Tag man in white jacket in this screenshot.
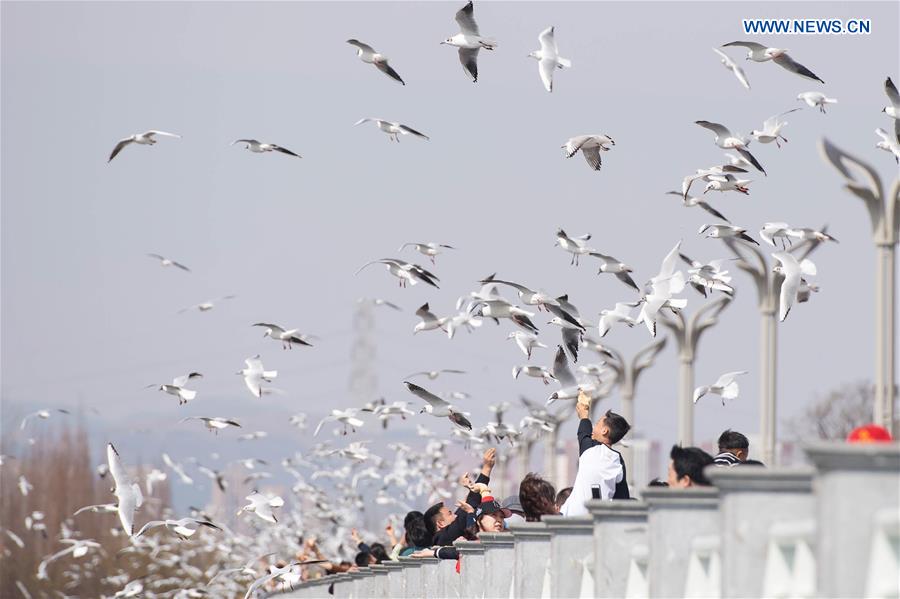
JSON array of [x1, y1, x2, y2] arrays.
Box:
[[561, 391, 631, 516]]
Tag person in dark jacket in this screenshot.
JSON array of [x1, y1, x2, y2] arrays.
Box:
[[423, 448, 496, 546]]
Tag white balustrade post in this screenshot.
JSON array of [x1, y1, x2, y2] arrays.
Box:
[[706, 466, 814, 598], [509, 521, 552, 598], [454, 539, 486, 599], [381, 562, 406, 598], [543, 515, 595, 599], [479, 533, 516, 598], [587, 499, 648, 598], [397, 557, 424, 599], [643, 487, 720, 598], [804, 442, 900, 597]]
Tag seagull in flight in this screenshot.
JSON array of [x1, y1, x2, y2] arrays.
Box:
[[238, 355, 277, 398], [108, 130, 181, 162], [481, 275, 558, 310], [162, 453, 193, 485], [638, 241, 688, 337], [399, 242, 455, 264], [679, 253, 734, 297], [20, 409, 70, 431], [469, 299, 540, 334], [180, 416, 242, 434], [693, 371, 748, 405], [682, 164, 749, 198], [772, 252, 817, 322], [695, 121, 766, 175], [712, 48, 750, 90], [252, 323, 313, 349], [314, 409, 364, 436], [875, 127, 900, 162], [562, 135, 615, 171], [699, 223, 759, 245], [148, 372, 202, 405], [441, 1, 497, 82], [356, 258, 440, 288], [133, 518, 222, 540], [750, 109, 801, 148], [797, 92, 837, 113], [546, 346, 596, 404], [177, 294, 236, 313], [665, 191, 731, 223], [354, 118, 429, 142], [346, 39, 405, 85], [146, 253, 190, 272], [403, 381, 472, 430], [107, 443, 143, 536], [598, 301, 641, 337], [512, 365, 556, 385], [883, 77, 900, 119], [722, 41, 824, 83], [231, 139, 301, 158], [237, 492, 284, 524], [358, 297, 403, 311], [529, 26, 571, 92], [507, 331, 547, 359], [405, 369, 466, 380], [588, 252, 640, 291], [555, 228, 595, 266]]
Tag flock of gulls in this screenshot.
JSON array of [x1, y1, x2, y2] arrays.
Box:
[[6, 2, 900, 598]]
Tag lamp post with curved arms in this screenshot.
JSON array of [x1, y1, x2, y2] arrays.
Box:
[[721, 237, 824, 465], [820, 138, 899, 435], [658, 294, 734, 446]]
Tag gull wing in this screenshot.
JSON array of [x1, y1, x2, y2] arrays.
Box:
[[539, 57, 555, 92], [772, 53, 824, 83], [885, 77, 900, 109], [711, 47, 735, 68], [108, 138, 133, 163], [346, 39, 376, 54], [458, 47, 480, 82], [538, 26, 556, 55], [722, 41, 766, 51], [403, 381, 450, 409], [375, 61, 406, 85], [695, 120, 732, 138], [455, 1, 480, 35], [272, 145, 302, 158], [715, 371, 748, 388], [145, 130, 181, 139], [398, 124, 429, 139], [551, 346, 576, 387]]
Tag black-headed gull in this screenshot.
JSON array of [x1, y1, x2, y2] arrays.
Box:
[[442, 1, 497, 82], [529, 26, 571, 92], [354, 118, 429, 142], [107, 443, 143, 535], [546, 346, 597, 404], [693, 371, 748, 405], [470, 299, 540, 334], [146, 253, 190, 272], [695, 121, 766, 175], [252, 323, 313, 349], [403, 381, 472, 430], [665, 191, 731, 223], [133, 517, 222, 540], [231, 139, 301, 158], [546, 304, 585, 362], [679, 253, 734, 297], [561, 135, 615, 171], [162, 453, 193, 485], [480, 275, 558, 311], [598, 301, 641, 337], [797, 92, 837, 113], [884, 77, 900, 119], [108, 130, 181, 163], [722, 41, 824, 83], [555, 228, 595, 265], [760, 222, 795, 248], [314, 409, 364, 436], [772, 251, 817, 321], [405, 369, 466, 380], [19, 409, 70, 431], [588, 252, 640, 291], [399, 242, 455, 264], [177, 294, 236, 313], [148, 372, 202, 405], [507, 331, 547, 359], [512, 365, 556, 385], [750, 108, 801, 148], [238, 355, 277, 398], [700, 224, 759, 245], [712, 48, 750, 90], [346, 39, 405, 85], [638, 241, 688, 337], [356, 258, 440, 288], [682, 164, 749, 198], [237, 491, 284, 524], [180, 416, 242, 434], [786, 226, 838, 244], [875, 127, 900, 162]]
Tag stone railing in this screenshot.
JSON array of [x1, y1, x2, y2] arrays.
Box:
[[277, 443, 899, 598]]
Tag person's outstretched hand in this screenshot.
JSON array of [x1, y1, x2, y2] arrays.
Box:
[[481, 448, 496, 476], [576, 388, 591, 420]]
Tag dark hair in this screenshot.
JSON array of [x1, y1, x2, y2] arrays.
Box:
[[369, 543, 389, 563], [717, 429, 749, 453], [555, 487, 573, 509], [647, 478, 669, 487], [354, 551, 372, 567], [670, 445, 714, 486], [404, 511, 431, 548], [519, 473, 558, 521], [741, 459, 765, 467], [604, 410, 631, 444]]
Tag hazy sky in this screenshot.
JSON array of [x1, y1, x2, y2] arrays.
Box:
[[2, 1, 898, 504]]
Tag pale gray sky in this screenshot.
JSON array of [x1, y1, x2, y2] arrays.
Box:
[[2, 1, 898, 505]]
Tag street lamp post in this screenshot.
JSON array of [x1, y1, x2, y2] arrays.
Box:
[[820, 138, 899, 435], [658, 294, 734, 446]]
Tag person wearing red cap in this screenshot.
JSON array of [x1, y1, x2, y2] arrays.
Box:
[[424, 448, 496, 547], [473, 488, 512, 533], [847, 424, 894, 443]]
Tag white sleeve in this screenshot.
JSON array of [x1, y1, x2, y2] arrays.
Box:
[[598, 448, 623, 500]]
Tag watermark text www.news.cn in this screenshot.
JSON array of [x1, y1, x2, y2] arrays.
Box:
[[742, 18, 871, 35]]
